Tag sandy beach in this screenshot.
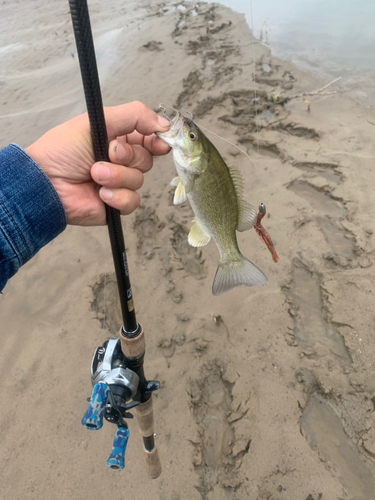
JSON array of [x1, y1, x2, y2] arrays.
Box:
[[1, 1, 375, 499]]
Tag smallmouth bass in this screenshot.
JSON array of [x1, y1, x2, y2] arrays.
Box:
[[157, 111, 268, 296]]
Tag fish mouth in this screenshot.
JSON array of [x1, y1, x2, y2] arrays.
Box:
[[156, 104, 184, 144], [158, 103, 181, 125]]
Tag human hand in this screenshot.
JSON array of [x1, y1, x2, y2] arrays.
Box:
[[25, 101, 170, 226]]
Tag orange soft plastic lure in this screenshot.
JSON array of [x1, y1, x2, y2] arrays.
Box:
[[254, 203, 280, 263]]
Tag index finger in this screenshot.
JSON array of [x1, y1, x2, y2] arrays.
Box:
[[104, 101, 170, 140], [119, 130, 171, 156]]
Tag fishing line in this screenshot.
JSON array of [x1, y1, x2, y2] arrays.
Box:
[[194, 122, 258, 168], [250, 0, 260, 153], [202, 5, 261, 166]]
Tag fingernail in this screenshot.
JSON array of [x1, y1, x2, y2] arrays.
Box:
[[96, 163, 110, 181], [114, 142, 127, 161], [157, 115, 170, 128], [100, 188, 113, 200]]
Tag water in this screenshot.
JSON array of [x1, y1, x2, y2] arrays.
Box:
[[213, 0, 375, 104]]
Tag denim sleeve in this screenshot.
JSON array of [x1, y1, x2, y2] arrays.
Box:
[[0, 144, 67, 291]]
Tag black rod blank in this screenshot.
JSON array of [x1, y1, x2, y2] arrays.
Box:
[[69, 0, 138, 333]]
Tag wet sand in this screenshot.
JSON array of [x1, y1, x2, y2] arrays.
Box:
[[1, 1, 375, 499]]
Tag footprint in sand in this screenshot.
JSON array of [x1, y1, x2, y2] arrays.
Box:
[[133, 205, 165, 260], [169, 220, 208, 280], [187, 359, 251, 498], [90, 273, 121, 335]]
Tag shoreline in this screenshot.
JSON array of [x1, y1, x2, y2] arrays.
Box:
[[211, 0, 375, 110]]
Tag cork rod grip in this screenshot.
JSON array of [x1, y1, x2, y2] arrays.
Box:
[[143, 445, 162, 479], [119, 326, 162, 478], [134, 383, 162, 478], [119, 326, 145, 358]]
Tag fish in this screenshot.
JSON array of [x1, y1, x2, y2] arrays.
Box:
[[156, 111, 268, 296]]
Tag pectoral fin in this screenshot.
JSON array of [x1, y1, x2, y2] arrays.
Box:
[[173, 181, 188, 205], [170, 176, 180, 187], [188, 219, 211, 247], [184, 175, 196, 194], [172, 175, 197, 205]]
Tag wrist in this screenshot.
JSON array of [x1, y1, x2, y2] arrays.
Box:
[[25, 143, 43, 172]]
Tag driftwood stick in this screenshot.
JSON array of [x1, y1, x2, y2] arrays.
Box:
[[289, 77, 342, 100]]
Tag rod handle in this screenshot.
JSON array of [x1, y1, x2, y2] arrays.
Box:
[[82, 382, 109, 430], [135, 397, 162, 478], [107, 427, 130, 470], [143, 445, 162, 479], [119, 325, 162, 477]]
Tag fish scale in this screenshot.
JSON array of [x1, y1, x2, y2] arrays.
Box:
[[187, 139, 238, 259]]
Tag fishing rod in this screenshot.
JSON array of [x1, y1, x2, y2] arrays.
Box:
[[68, 0, 161, 478]]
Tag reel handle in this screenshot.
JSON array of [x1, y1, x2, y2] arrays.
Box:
[[82, 382, 109, 430], [107, 427, 130, 470]]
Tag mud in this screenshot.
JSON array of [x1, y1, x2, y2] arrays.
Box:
[[284, 258, 352, 362], [188, 360, 248, 498], [301, 394, 375, 500], [287, 182, 345, 217], [90, 272, 122, 335]]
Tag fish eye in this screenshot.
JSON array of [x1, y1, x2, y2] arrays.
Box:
[[189, 131, 198, 141]]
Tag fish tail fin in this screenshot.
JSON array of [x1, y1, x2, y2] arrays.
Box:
[[212, 254, 267, 296]]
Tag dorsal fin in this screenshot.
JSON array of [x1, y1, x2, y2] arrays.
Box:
[[228, 166, 244, 197], [229, 167, 257, 232]]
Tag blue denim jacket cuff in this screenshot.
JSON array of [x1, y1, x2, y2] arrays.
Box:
[[0, 144, 67, 288]]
